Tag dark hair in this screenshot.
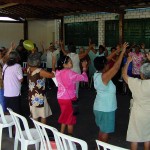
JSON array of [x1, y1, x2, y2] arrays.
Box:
[[99, 45, 105, 52], [111, 47, 116, 52], [57, 56, 70, 70], [7, 51, 20, 66], [94, 56, 107, 71], [68, 42, 76, 53]]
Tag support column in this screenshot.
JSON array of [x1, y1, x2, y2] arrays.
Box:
[[24, 20, 28, 40], [119, 13, 124, 44], [60, 17, 64, 40]]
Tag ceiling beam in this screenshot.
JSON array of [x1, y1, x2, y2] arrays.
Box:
[[0, 12, 62, 19], [1, 0, 124, 13], [0, 3, 18, 9]]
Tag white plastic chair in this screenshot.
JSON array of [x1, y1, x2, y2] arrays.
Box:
[[7, 108, 40, 150], [96, 140, 129, 150], [54, 130, 88, 150], [31, 118, 58, 150], [0, 104, 14, 138], [41, 61, 47, 68], [0, 124, 3, 150], [23, 62, 27, 68]]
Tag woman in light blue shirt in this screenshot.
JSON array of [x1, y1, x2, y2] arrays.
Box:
[[93, 42, 128, 142]]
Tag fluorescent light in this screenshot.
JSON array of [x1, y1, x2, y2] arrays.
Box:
[[0, 17, 17, 21]]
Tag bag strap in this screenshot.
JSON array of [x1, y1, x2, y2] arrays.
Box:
[[2, 66, 8, 80]]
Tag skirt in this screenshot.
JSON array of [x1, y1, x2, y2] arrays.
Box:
[[30, 96, 52, 119], [94, 110, 115, 133], [58, 99, 76, 125]]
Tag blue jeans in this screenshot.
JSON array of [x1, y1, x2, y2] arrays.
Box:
[[0, 89, 6, 112]]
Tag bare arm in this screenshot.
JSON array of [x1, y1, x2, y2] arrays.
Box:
[[122, 56, 132, 84], [102, 42, 128, 85], [19, 78, 23, 83], [60, 40, 69, 55], [40, 69, 55, 78], [106, 49, 120, 62], [52, 55, 56, 72], [90, 47, 97, 54], [40, 41, 45, 53], [78, 44, 94, 59], [2, 42, 16, 64]]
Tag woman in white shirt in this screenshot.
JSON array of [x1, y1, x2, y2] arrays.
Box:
[[3, 51, 23, 114]]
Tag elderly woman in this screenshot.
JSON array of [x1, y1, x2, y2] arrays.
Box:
[[3, 51, 23, 114], [27, 53, 55, 124], [93, 42, 128, 142], [122, 55, 150, 150]]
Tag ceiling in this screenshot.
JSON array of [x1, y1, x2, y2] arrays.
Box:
[[0, 0, 150, 21]]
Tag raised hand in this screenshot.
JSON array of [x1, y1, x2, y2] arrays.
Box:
[[59, 40, 64, 46], [40, 40, 44, 46], [10, 42, 16, 51], [141, 43, 145, 49], [122, 42, 129, 53], [127, 56, 132, 63]]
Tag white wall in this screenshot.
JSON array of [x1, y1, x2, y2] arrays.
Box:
[[0, 20, 59, 50], [28, 20, 59, 51], [0, 22, 24, 48]]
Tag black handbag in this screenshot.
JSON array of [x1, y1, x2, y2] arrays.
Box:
[[71, 99, 79, 116]]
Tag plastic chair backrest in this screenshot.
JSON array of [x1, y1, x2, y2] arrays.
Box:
[[23, 62, 27, 68], [54, 130, 88, 150], [7, 108, 34, 141], [0, 104, 7, 124], [96, 140, 129, 150], [31, 118, 58, 150]]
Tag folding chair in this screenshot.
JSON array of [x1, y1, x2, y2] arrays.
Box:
[[0, 104, 14, 138], [7, 108, 40, 150], [31, 118, 58, 150], [54, 130, 88, 150], [96, 140, 129, 150]]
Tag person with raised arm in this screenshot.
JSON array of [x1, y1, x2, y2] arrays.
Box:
[[56, 55, 88, 135], [60, 40, 93, 97], [93, 42, 128, 143], [122, 53, 150, 150]]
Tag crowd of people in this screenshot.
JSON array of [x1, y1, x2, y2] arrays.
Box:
[[0, 39, 150, 150]]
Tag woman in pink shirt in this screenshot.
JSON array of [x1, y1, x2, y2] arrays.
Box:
[[129, 45, 145, 78], [56, 55, 88, 135]]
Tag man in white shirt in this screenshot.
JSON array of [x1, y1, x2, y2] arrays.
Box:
[[45, 43, 60, 89]]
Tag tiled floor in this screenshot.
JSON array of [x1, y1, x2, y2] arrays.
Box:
[[1, 86, 144, 150]]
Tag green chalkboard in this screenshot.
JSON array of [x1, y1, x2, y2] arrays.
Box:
[[105, 19, 150, 48], [65, 21, 98, 46]]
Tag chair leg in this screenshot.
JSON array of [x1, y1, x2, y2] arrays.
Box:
[[14, 138, 19, 150], [21, 142, 28, 150], [8, 126, 13, 138], [35, 143, 39, 150]]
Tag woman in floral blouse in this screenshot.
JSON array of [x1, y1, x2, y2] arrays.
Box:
[[27, 53, 55, 124]]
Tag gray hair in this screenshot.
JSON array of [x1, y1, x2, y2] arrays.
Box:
[[140, 63, 150, 79], [27, 53, 41, 67]]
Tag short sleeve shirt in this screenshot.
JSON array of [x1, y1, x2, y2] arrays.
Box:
[[3, 64, 23, 97], [129, 52, 145, 75]]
